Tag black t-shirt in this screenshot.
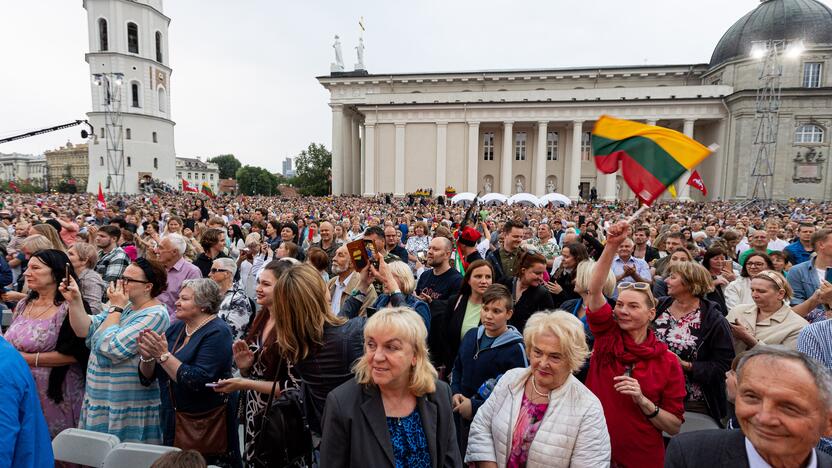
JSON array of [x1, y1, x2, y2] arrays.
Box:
[[416, 267, 463, 301]]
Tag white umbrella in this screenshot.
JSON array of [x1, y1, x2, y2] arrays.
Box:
[[508, 193, 541, 206], [480, 193, 509, 205], [539, 192, 572, 206], [450, 192, 476, 205]]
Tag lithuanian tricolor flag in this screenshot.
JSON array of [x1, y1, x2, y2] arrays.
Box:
[[592, 115, 714, 205], [200, 181, 215, 198]]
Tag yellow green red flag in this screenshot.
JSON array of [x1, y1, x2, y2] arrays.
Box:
[[592, 115, 713, 205]]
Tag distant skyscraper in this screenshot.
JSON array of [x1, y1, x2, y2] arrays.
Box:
[[282, 157, 294, 177]]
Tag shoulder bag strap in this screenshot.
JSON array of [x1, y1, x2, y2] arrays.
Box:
[[257, 358, 284, 437]]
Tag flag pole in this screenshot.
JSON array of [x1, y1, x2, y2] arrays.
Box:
[[627, 204, 649, 224]]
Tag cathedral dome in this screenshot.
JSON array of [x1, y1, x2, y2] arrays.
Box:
[[710, 0, 832, 67]]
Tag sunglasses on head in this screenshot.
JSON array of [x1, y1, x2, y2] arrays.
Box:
[[617, 281, 651, 292]]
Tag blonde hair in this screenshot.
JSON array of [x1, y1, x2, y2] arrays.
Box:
[[31, 224, 65, 252], [271, 264, 346, 363], [667, 261, 714, 297], [753, 270, 794, 300], [22, 235, 53, 254], [523, 310, 589, 374], [575, 260, 615, 297], [353, 307, 437, 396], [387, 261, 416, 295]]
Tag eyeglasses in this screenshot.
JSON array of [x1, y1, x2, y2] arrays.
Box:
[[617, 282, 651, 292], [745, 261, 767, 267], [209, 268, 229, 274], [120, 276, 150, 285]]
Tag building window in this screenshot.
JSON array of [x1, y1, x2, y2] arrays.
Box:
[[126, 157, 132, 167], [125, 128, 131, 140], [99, 157, 104, 166], [153, 157, 158, 169], [210, 174, 214, 180], [581, 131, 592, 161], [100, 128, 105, 138], [547, 132, 559, 161], [152, 131, 157, 143], [155, 31, 163, 63], [98, 18, 108, 51], [177, 172, 181, 178], [483, 132, 494, 161], [127, 22, 139, 54], [187, 172, 191, 179], [158, 88, 166, 112], [514, 132, 527, 161], [202, 173, 205, 180], [795, 124, 824, 143], [131, 82, 140, 107], [803, 62, 823, 88]]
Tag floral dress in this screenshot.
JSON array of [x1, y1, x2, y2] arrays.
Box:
[[5, 300, 86, 438], [653, 309, 705, 404], [217, 287, 253, 342], [507, 394, 548, 468]]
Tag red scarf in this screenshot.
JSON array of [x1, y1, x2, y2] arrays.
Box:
[[597, 326, 668, 366]]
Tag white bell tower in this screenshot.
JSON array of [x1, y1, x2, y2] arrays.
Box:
[[84, 0, 176, 194]]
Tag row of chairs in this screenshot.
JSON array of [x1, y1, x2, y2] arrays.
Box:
[[52, 428, 220, 468]]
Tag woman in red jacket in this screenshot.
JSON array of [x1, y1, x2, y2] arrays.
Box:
[[585, 220, 686, 468]]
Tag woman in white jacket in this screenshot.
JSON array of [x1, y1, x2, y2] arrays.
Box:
[[465, 311, 610, 468]]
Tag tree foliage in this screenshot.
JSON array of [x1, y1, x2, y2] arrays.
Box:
[[293, 143, 331, 196], [235, 165, 280, 196], [208, 154, 242, 180]]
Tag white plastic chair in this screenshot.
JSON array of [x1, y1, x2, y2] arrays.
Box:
[[52, 428, 120, 467], [101, 442, 180, 468], [2, 308, 12, 327]]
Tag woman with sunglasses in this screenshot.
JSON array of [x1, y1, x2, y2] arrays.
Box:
[[726, 270, 808, 353], [210, 257, 253, 343], [584, 221, 685, 468], [61, 258, 170, 443]]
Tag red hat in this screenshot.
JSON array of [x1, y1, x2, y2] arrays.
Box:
[[458, 226, 481, 247]]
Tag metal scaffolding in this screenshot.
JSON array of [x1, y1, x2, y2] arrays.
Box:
[[93, 73, 126, 194], [749, 39, 785, 201]]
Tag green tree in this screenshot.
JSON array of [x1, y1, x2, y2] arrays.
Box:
[[293, 143, 331, 196], [235, 165, 280, 195], [208, 154, 242, 180]]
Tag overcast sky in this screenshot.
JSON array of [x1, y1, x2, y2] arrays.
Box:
[[1, 0, 819, 172]]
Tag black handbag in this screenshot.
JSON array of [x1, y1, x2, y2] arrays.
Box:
[[250, 360, 314, 468]]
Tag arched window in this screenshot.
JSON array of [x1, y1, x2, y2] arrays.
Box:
[[126, 157, 132, 167], [98, 19, 108, 51], [158, 87, 166, 112], [130, 82, 140, 108], [155, 31, 163, 63], [127, 22, 139, 54], [795, 124, 824, 143]]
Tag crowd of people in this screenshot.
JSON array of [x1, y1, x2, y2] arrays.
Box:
[[2, 191, 832, 467]]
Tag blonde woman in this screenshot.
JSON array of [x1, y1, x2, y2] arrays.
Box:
[[31, 223, 66, 252], [320, 307, 461, 468], [466, 311, 610, 467]]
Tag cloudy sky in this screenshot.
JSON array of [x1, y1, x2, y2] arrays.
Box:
[[0, 0, 813, 172]]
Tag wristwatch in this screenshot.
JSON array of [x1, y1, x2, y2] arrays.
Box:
[[110, 306, 124, 314], [157, 352, 172, 363]]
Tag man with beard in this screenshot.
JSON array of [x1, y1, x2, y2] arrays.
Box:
[[416, 236, 463, 304], [327, 245, 376, 316]]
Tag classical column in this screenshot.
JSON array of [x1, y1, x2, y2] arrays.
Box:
[[467, 121, 480, 192], [500, 121, 514, 194], [363, 123, 375, 197], [534, 121, 548, 196], [351, 117, 361, 195], [359, 123, 366, 195], [679, 119, 696, 200], [330, 104, 344, 195], [394, 122, 406, 196], [710, 119, 727, 201], [342, 112, 353, 195], [568, 121, 583, 200], [435, 122, 448, 194]]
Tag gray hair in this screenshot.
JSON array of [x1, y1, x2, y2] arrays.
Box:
[[213, 257, 237, 277], [165, 233, 187, 256], [180, 278, 222, 315], [737, 345, 832, 409]]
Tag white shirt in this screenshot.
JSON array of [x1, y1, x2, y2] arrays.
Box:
[[768, 238, 789, 251], [331, 272, 354, 316], [745, 436, 817, 468]]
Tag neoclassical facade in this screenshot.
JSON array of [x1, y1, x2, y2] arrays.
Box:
[[319, 0, 832, 201]]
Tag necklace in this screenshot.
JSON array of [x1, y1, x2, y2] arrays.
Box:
[[185, 315, 215, 337], [530, 376, 550, 399], [26, 300, 56, 321]]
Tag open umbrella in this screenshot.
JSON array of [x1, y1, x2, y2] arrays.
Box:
[[450, 192, 476, 205], [539, 192, 572, 206], [480, 193, 509, 205], [508, 193, 541, 206]]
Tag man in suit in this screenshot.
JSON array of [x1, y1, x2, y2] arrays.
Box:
[[666, 346, 832, 467], [327, 245, 377, 316]]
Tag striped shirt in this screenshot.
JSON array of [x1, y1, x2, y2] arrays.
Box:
[[80, 303, 170, 444], [798, 320, 832, 453]]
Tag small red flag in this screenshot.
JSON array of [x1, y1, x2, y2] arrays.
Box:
[[686, 170, 707, 196], [97, 183, 107, 209], [8, 181, 20, 193], [182, 179, 198, 193]]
